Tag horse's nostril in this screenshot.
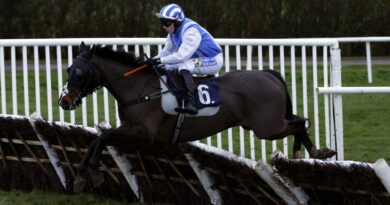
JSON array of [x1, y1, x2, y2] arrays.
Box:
[[60, 100, 70, 110]]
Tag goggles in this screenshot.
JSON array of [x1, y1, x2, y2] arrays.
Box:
[[160, 19, 174, 27]]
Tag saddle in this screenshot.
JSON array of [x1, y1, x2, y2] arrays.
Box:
[[159, 70, 221, 117]]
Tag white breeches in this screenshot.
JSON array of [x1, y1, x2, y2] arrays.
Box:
[[164, 52, 223, 75]]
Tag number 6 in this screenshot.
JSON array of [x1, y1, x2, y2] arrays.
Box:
[[197, 84, 211, 104]]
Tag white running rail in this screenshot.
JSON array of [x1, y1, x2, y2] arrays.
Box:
[[337, 36, 390, 83], [0, 37, 343, 161]]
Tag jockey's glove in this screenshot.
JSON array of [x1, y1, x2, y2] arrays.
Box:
[[145, 58, 161, 66]]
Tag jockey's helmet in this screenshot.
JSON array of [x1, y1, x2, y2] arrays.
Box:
[[155, 3, 185, 22]]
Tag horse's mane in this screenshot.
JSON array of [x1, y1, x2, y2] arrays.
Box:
[[93, 45, 138, 66]]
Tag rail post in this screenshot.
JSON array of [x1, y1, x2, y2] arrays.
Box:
[[330, 46, 344, 160]]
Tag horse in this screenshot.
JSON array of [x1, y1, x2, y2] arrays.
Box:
[[59, 42, 336, 192]]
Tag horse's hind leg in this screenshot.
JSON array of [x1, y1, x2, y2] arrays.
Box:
[[292, 134, 302, 159], [290, 116, 336, 159], [289, 118, 314, 159], [271, 117, 307, 159]]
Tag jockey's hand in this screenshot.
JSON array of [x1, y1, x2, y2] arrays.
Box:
[[145, 58, 161, 66], [135, 54, 147, 65]]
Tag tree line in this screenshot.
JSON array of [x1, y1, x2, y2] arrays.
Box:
[[1, 0, 390, 55]]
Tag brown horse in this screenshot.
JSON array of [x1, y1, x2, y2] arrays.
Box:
[[59, 42, 336, 192]]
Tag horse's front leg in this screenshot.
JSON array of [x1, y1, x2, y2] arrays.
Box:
[[87, 130, 112, 188], [73, 124, 152, 193], [73, 134, 109, 193]]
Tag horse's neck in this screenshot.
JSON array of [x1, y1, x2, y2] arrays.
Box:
[[93, 57, 128, 82], [93, 58, 158, 105]]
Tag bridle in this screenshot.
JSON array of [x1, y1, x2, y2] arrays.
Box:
[[59, 55, 103, 107], [60, 52, 173, 110], [74, 56, 103, 97]]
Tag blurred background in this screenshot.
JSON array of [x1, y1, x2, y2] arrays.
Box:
[[1, 0, 390, 55]]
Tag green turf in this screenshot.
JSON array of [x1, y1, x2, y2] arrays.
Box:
[[202, 65, 390, 163], [340, 66, 390, 162], [1, 65, 389, 163], [0, 190, 134, 205], [1, 64, 390, 204]]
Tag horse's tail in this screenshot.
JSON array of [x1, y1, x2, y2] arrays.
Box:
[[263, 70, 294, 120]]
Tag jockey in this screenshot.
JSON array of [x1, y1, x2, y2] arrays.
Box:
[[145, 3, 223, 115]]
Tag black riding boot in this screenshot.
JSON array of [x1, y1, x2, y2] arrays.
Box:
[[175, 69, 198, 115]]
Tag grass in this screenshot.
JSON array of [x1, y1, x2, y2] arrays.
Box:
[[203, 65, 390, 163], [340, 67, 390, 162], [1, 64, 390, 162], [0, 190, 134, 205], [0, 64, 390, 204]]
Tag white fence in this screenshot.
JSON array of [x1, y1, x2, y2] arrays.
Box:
[[1, 37, 388, 161], [337, 36, 390, 83]]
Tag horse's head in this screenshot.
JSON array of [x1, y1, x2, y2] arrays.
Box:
[[59, 42, 102, 110]]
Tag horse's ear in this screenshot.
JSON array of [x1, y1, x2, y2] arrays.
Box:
[[91, 45, 97, 53], [80, 41, 86, 52]]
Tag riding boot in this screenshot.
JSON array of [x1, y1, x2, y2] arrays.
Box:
[[175, 69, 198, 115]]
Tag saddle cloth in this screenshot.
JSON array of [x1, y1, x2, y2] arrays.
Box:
[[160, 75, 221, 117]]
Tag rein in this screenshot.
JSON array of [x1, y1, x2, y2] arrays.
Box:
[[75, 57, 173, 109], [101, 64, 174, 109], [123, 64, 148, 77]]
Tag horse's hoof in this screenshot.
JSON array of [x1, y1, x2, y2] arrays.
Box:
[[292, 151, 301, 159], [73, 176, 87, 193], [91, 170, 105, 188], [309, 146, 319, 158], [317, 148, 337, 159]]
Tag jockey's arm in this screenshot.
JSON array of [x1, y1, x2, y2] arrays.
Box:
[[155, 36, 175, 58], [160, 27, 201, 65]]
